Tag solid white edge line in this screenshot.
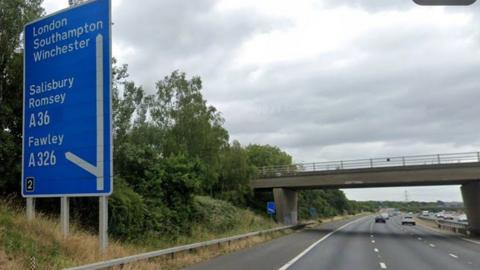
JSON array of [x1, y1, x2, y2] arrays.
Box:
[[379, 262, 387, 269], [461, 238, 480, 245], [277, 217, 366, 270]]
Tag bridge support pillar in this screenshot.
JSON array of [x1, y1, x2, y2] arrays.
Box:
[[461, 182, 480, 235], [273, 188, 298, 225]]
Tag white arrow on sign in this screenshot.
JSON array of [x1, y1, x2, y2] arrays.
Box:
[[65, 34, 104, 191]]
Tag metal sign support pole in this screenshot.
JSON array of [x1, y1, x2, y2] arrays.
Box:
[[60, 197, 70, 236], [99, 196, 108, 251], [26, 198, 35, 220]]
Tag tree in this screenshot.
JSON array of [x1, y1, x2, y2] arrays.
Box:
[[246, 144, 292, 168], [217, 140, 253, 206], [0, 0, 43, 195], [150, 71, 229, 193]]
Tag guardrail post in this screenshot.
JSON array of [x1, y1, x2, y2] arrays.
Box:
[[340, 161, 343, 169], [437, 154, 441, 164], [402, 157, 405, 166], [477, 152, 480, 162], [369, 159, 373, 168], [313, 163, 316, 171]]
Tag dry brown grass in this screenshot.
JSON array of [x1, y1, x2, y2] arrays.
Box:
[[0, 201, 285, 269], [0, 249, 22, 270], [18, 215, 145, 267], [0, 201, 144, 269]]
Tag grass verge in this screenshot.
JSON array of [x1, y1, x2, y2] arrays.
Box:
[[0, 197, 279, 270]]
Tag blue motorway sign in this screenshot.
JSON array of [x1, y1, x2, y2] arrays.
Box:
[[22, 0, 112, 197], [267, 201, 276, 215]]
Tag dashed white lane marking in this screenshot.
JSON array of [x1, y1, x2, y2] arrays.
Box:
[[429, 243, 436, 248], [371, 234, 374, 238], [371, 240, 376, 244], [379, 262, 387, 269], [277, 217, 366, 270], [417, 237, 422, 241], [449, 253, 458, 259], [374, 248, 379, 253]]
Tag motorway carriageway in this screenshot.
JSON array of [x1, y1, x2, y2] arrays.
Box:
[[186, 215, 480, 270]]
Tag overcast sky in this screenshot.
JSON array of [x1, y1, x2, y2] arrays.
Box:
[[42, 0, 480, 202]]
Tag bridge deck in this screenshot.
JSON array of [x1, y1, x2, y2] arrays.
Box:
[[252, 152, 480, 190]]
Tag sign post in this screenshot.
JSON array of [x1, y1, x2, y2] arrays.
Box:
[[99, 196, 108, 251], [26, 198, 35, 220], [60, 197, 69, 236], [23, 0, 112, 250]]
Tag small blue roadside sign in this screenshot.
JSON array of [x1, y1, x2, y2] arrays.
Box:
[[22, 0, 112, 197], [267, 201, 276, 215]]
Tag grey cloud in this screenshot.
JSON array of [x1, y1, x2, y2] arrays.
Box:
[[213, 14, 480, 155], [113, 0, 284, 88], [318, 0, 416, 12]]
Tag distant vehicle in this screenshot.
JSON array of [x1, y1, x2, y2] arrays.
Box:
[[381, 213, 389, 220], [457, 214, 468, 223], [443, 215, 454, 221], [421, 210, 429, 216], [375, 215, 387, 223], [401, 216, 416, 225]]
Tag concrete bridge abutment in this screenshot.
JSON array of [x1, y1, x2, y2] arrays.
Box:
[[273, 188, 298, 225], [461, 182, 480, 236]]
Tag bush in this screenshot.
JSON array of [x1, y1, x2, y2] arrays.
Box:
[[193, 196, 241, 233], [109, 178, 148, 239]]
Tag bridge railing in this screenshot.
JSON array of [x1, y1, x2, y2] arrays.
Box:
[[258, 152, 480, 178]]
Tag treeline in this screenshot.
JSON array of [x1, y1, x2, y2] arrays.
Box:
[[298, 190, 375, 219], [352, 200, 463, 213], [1, 0, 367, 241]]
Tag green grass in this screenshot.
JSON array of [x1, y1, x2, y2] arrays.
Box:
[[0, 197, 279, 269]]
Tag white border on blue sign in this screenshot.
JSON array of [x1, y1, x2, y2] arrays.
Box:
[[21, 0, 113, 198]]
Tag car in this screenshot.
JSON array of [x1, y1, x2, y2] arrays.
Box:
[[443, 215, 454, 221], [375, 215, 386, 223], [457, 214, 468, 223], [401, 216, 416, 225], [435, 212, 445, 219]]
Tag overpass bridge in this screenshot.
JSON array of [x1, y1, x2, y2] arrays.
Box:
[[251, 152, 480, 234]]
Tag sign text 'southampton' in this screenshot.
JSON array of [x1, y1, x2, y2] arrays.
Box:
[[22, 0, 112, 197]]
